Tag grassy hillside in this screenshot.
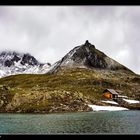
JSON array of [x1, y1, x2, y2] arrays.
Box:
[[0, 67, 139, 113]]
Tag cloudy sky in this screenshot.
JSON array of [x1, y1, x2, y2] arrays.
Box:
[[0, 6, 140, 74]]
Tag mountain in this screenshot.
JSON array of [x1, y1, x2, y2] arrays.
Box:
[[48, 40, 133, 74], [0, 41, 139, 113], [0, 51, 51, 78], [0, 41, 133, 78]]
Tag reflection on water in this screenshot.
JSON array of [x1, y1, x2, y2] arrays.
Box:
[[0, 111, 140, 134]]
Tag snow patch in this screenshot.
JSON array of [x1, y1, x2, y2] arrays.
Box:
[[88, 104, 129, 111], [123, 99, 140, 104], [85, 47, 90, 53], [60, 47, 80, 67], [102, 100, 119, 105], [67, 46, 80, 58], [0, 70, 6, 78], [118, 95, 128, 98], [0, 63, 51, 78]]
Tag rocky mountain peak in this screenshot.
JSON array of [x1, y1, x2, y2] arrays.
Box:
[[84, 40, 95, 48], [0, 51, 51, 78], [48, 41, 133, 74], [0, 51, 40, 67]]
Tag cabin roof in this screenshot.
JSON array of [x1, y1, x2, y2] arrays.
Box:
[[103, 89, 119, 95]]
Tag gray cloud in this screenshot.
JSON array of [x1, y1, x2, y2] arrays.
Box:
[[0, 6, 139, 74]]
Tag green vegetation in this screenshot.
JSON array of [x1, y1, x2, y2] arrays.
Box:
[[0, 67, 139, 113]]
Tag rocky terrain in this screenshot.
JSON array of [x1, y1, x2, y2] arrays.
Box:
[[0, 41, 139, 113]]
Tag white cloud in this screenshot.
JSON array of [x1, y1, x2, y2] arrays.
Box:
[[0, 6, 139, 74]]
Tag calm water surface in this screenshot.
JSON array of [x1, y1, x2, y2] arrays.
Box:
[[0, 111, 140, 134]]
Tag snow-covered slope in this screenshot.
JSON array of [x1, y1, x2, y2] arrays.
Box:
[[0, 51, 51, 78]]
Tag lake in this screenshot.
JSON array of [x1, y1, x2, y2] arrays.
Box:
[[0, 111, 140, 134]]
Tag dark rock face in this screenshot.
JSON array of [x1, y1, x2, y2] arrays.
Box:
[[20, 54, 39, 66], [0, 51, 39, 67], [12, 55, 21, 62], [4, 60, 13, 67], [3, 54, 21, 67], [68, 41, 107, 68]]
